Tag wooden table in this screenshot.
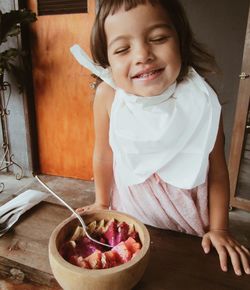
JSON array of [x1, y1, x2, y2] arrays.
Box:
[[0, 200, 249, 290]]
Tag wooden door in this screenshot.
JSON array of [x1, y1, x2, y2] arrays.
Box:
[[228, 4, 250, 211], [27, 0, 96, 180]]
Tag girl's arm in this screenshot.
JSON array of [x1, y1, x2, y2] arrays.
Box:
[[77, 82, 115, 212], [207, 117, 230, 232], [201, 117, 250, 275], [92, 82, 114, 207]]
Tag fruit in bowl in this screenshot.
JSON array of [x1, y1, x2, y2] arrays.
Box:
[[60, 218, 142, 269], [49, 210, 150, 290]]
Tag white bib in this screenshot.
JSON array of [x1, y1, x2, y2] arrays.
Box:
[[71, 45, 221, 189]]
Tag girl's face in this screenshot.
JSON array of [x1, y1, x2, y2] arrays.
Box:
[[105, 2, 181, 97]]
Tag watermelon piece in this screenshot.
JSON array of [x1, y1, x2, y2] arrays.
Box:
[[68, 255, 90, 269], [103, 250, 121, 268], [85, 250, 103, 269], [112, 241, 132, 263], [80, 260, 91, 269], [125, 237, 141, 255]]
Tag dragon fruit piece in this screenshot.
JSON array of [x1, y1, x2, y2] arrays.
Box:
[[68, 255, 78, 266], [76, 236, 105, 258], [103, 219, 118, 247], [59, 241, 77, 261], [129, 230, 140, 242], [115, 222, 130, 245]]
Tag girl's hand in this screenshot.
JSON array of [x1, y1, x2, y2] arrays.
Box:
[[75, 202, 109, 215], [202, 230, 250, 276]]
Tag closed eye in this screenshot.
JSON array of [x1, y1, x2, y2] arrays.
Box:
[[114, 47, 130, 55], [150, 36, 170, 43]]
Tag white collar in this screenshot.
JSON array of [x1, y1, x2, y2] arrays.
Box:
[[117, 82, 176, 107]]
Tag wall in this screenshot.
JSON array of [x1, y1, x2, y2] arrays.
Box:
[[180, 0, 250, 157], [0, 0, 33, 177]]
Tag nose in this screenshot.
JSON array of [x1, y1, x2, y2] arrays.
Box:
[[133, 43, 154, 65]]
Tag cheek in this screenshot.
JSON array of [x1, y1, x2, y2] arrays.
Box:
[[166, 49, 182, 75], [167, 43, 181, 62], [109, 58, 128, 79], [174, 47, 182, 65], [164, 37, 181, 62]]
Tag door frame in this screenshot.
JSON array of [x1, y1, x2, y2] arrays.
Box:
[[228, 4, 250, 211]]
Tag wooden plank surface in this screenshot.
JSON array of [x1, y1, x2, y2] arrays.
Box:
[[135, 228, 250, 290], [0, 279, 60, 290], [12, 174, 95, 209], [0, 201, 249, 289], [0, 202, 69, 286]]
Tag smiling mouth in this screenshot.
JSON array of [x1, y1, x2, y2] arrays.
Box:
[[132, 68, 164, 80]]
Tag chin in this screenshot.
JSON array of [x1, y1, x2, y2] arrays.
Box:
[[123, 84, 167, 97], [137, 87, 166, 97]]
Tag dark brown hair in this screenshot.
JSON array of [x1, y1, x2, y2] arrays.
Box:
[[90, 0, 218, 81]]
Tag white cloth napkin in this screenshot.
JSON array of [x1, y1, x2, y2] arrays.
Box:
[[70, 43, 221, 189], [0, 189, 49, 223]]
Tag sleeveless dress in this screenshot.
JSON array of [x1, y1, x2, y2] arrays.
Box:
[[70, 44, 221, 237], [109, 85, 210, 237]]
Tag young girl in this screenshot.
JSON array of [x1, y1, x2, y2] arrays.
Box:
[[71, 0, 250, 276]]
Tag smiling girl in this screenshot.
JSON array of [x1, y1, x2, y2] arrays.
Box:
[[71, 0, 250, 276]]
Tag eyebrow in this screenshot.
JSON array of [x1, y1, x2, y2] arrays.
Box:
[[107, 23, 174, 48]]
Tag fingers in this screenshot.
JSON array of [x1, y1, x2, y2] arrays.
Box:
[[217, 243, 250, 275], [216, 245, 228, 272], [75, 203, 106, 215], [202, 231, 250, 275], [235, 245, 250, 275], [75, 207, 86, 214], [201, 234, 211, 254], [241, 245, 250, 256], [75, 208, 83, 213], [226, 245, 242, 275]]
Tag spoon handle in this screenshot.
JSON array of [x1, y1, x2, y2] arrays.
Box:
[[34, 175, 112, 248]]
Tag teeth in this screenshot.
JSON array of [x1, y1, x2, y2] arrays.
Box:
[[137, 70, 157, 78]]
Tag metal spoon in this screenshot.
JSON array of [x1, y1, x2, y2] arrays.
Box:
[[0, 207, 25, 237], [34, 175, 112, 248], [0, 205, 25, 223]]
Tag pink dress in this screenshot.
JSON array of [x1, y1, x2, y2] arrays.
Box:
[[111, 170, 208, 237]]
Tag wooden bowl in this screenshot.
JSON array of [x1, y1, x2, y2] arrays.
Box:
[[49, 210, 150, 290]]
